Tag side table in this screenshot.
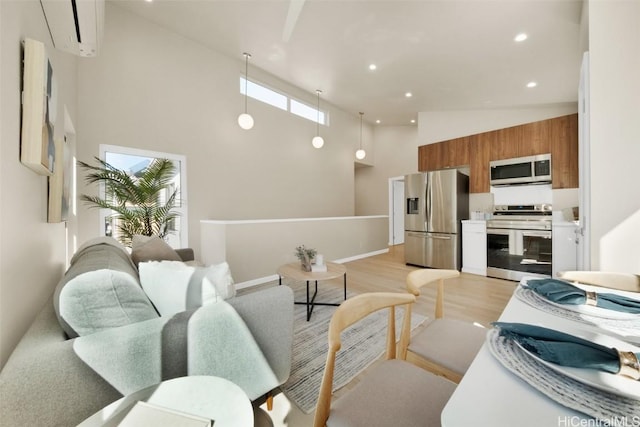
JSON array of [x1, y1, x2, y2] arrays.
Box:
[[78, 376, 254, 427], [277, 261, 347, 321]]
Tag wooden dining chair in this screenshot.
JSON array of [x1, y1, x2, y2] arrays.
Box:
[[313, 292, 456, 427], [558, 271, 640, 293], [398, 269, 487, 383]]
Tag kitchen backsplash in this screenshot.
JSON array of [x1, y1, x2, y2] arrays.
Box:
[[468, 186, 578, 218], [491, 184, 552, 206]]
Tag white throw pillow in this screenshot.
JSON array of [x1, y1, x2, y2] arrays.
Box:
[[138, 261, 235, 317]]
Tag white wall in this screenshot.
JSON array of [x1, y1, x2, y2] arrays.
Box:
[[201, 216, 388, 285], [588, 0, 640, 273], [0, 0, 78, 368], [418, 104, 578, 145], [355, 125, 419, 215], [76, 3, 373, 254]]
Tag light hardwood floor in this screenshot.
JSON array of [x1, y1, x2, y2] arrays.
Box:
[[255, 245, 518, 427]]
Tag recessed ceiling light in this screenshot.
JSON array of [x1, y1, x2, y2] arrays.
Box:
[[514, 33, 528, 42], [375, 119, 381, 124], [405, 92, 412, 98], [410, 119, 416, 124], [368, 64, 377, 71], [526, 81, 537, 88]]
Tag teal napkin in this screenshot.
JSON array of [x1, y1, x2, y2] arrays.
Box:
[[493, 322, 639, 377], [525, 278, 640, 314]]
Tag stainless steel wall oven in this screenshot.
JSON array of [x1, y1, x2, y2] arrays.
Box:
[[486, 204, 552, 281]]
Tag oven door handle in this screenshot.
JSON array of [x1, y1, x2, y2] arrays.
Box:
[[486, 228, 511, 236], [522, 230, 552, 238]]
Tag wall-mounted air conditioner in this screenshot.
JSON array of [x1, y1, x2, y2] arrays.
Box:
[[40, 0, 105, 57]]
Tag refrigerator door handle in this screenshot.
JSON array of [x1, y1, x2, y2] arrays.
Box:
[[426, 176, 431, 230], [407, 232, 427, 238], [426, 234, 452, 240]]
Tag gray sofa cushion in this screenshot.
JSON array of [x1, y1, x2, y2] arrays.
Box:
[[54, 239, 158, 338]]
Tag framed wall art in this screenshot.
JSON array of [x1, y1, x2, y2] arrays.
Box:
[[20, 38, 57, 176]]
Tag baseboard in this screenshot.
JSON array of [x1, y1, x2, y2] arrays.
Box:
[[461, 267, 487, 276], [235, 248, 390, 290], [334, 248, 389, 264]]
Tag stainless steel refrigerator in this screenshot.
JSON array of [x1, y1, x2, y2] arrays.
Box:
[[404, 170, 469, 270]]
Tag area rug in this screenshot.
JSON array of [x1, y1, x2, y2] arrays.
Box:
[[280, 281, 427, 414]]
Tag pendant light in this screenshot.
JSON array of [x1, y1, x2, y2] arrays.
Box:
[[238, 52, 254, 130], [312, 90, 324, 148], [355, 112, 366, 160]]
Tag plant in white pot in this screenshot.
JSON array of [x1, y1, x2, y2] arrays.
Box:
[[295, 245, 317, 272]]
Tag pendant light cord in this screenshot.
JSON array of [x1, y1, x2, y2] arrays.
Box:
[[243, 53, 251, 113], [359, 112, 364, 149], [316, 90, 321, 135]]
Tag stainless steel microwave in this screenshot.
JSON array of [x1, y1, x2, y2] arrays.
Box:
[[489, 154, 552, 186]]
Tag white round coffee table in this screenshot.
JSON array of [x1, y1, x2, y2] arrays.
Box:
[[78, 376, 253, 427]]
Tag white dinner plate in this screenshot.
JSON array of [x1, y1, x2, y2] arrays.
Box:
[[540, 296, 640, 320], [520, 281, 640, 321], [511, 327, 640, 400]]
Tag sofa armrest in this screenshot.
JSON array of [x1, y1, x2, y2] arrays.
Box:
[[0, 299, 122, 426], [227, 286, 294, 384], [175, 248, 195, 262]]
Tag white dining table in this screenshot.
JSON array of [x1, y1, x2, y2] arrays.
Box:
[[441, 279, 640, 427]]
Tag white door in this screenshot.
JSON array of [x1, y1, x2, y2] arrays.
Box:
[[392, 179, 405, 245]]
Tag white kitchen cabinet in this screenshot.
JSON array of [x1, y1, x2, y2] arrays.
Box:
[[462, 220, 486, 276], [552, 221, 579, 277]]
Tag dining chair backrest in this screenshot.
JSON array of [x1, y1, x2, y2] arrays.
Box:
[[314, 291, 458, 427], [313, 292, 415, 427], [558, 271, 640, 293], [398, 268, 487, 384]]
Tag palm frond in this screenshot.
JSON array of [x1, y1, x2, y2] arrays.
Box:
[[78, 157, 181, 247]]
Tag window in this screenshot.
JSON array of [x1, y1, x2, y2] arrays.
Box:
[[240, 77, 287, 111], [99, 145, 188, 249], [290, 99, 326, 124], [239, 77, 328, 125]]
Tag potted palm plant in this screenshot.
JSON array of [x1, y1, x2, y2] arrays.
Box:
[[78, 157, 180, 247]]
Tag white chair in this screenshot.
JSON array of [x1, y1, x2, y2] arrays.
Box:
[[313, 292, 456, 427], [558, 271, 640, 293], [399, 269, 486, 383]]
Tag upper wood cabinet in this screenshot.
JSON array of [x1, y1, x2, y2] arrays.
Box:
[[418, 114, 578, 192], [550, 114, 579, 189], [522, 119, 552, 156], [469, 134, 491, 193], [418, 137, 470, 172]]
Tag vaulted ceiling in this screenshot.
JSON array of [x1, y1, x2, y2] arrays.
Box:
[[114, 0, 584, 125]]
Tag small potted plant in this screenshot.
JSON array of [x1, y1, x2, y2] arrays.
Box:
[[295, 245, 317, 272]]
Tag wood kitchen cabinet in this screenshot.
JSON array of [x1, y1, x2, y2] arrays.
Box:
[[418, 137, 469, 172], [521, 119, 552, 156], [490, 120, 551, 159], [418, 113, 578, 191], [418, 143, 439, 171], [434, 137, 470, 169], [469, 134, 491, 193], [490, 127, 521, 160], [550, 114, 579, 189]]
